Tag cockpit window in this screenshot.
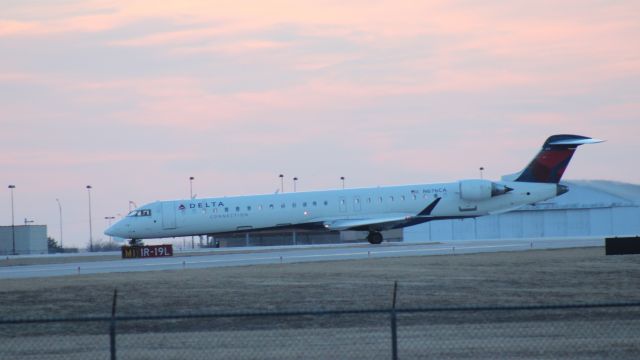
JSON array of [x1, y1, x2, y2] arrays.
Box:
[[127, 209, 152, 217]]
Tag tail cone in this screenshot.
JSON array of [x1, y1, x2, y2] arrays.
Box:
[[556, 184, 569, 196]]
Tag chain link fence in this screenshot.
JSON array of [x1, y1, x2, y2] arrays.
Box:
[[1, 302, 639, 359]]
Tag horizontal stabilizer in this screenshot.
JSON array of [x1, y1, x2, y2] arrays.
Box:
[[548, 137, 604, 146]]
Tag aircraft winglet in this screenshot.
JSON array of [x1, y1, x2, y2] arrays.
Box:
[[418, 197, 442, 216]]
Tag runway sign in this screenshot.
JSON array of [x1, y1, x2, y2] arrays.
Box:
[[605, 237, 640, 255], [122, 245, 173, 259]]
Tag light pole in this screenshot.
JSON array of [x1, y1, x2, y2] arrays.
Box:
[[104, 216, 115, 242], [293, 177, 298, 192], [24, 218, 34, 226], [279, 174, 284, 193], [8, 185, 15, 255], [479, 167, 485, 180], [189, 176, 195, 249], [56, 199, 63, 249], [340, 176, 345, 189], [86, 185, 93, 252]]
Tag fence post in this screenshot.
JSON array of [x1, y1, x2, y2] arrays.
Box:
[[110, 288, 118, 360], [391, 281, 398, 360]]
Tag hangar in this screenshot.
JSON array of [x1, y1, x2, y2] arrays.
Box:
[[404, 180, 640, 242], [207, 180, 639, 248], [0, 225, 48, 255]]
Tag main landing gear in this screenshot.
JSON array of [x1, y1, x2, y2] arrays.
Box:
[[367, 231, 383, 245]]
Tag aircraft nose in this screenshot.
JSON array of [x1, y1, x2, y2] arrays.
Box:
[[104, 221, 124, 238]]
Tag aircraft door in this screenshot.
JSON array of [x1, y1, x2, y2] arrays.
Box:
[[353, 196, 362, 212], [161, 201, 177, 229], [339, 196, 347, 212]]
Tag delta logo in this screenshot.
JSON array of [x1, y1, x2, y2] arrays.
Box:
[[178, 202, 225, 211]]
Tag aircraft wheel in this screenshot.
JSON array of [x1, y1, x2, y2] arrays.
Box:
[[367, 231, 383, 245]]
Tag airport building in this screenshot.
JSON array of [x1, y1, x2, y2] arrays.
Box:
[[405, 180, 640, 242], [0, 225, 48, 255], [205, 229, 403, 248]]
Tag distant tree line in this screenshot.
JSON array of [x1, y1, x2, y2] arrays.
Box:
[[48, 236, 122, 253], [88, 239, 123, 252], [47, 237, 78, 253]]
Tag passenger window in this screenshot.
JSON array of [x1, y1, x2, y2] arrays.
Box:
[[390, 196, 394, 202], [354, 198, 360, 204], [281, 203, 286, 209], [367, 197, 372, 203], [378, 197, 383, 203], [340, 199, 345, 205], [324, 201, 328, 206], [258, 205, 263, 210], [224, 207, 229, 213], [247, 206, 252, 211], [292, 203, 297, 208], [236, 206, 240, 212], [303, 202, 307, 207], [413, 194, 417, 200], [312, 201, 317, 206], [401, 195, 405, 201], [269, 204, 274, 209]]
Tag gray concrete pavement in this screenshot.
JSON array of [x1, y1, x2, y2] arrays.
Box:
[[0, 238, 603, 279]]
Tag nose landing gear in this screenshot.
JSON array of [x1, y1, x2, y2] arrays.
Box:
[[367, 231, 383, 245]]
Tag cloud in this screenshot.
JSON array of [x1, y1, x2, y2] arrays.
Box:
[[0, 149, 186, 168], [0, 14, 126, 38], [1, 0, 639, 247], [0, 20, 38, 36]]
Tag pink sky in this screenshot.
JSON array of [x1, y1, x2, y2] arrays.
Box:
[[1, 1, 639, 249]]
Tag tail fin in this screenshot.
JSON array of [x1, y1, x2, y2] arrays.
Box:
[[513, 134, 603, 183]]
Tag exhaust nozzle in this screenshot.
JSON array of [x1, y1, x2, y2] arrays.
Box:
[[556, 184, 569, 196]]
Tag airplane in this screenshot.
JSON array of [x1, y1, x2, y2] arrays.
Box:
[[105, 134, 602, 245]]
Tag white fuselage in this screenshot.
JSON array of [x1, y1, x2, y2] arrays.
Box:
[[105, 180, 559, 240]]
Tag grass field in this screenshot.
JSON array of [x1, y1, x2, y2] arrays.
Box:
[[1, 246, 639, 359], [1, 247, 639, 318]]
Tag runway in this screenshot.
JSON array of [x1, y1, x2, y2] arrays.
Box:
[[0, 238, 603, 279]]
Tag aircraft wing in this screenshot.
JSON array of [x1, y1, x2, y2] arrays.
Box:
[[323, 214, 416, 231], [322, 197, 443, 231]]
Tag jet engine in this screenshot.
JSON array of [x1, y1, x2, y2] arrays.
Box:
[[459, 179, 513, 201]]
